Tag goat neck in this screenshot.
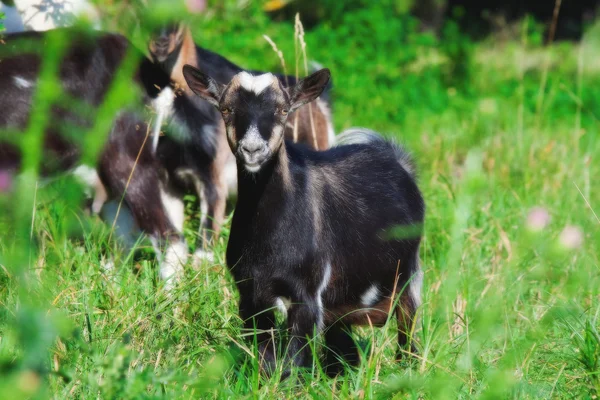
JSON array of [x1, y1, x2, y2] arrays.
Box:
[[234, 143, 292, 213]]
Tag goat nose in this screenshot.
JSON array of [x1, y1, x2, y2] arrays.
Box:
[[241, 143, 262, 156]]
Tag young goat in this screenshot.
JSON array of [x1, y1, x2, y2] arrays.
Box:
[[146, 23, 335, 260], [182, 65, 425, 376]]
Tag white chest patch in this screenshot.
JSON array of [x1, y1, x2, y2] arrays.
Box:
[[153, 86, 175, 116], [361, 284, 380, 307], [151, 87, 175, 152], [237, 71, 274, 95]]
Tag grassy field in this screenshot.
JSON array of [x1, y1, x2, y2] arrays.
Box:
[[1, 2, 600, 398]]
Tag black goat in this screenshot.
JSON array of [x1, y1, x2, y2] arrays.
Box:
[[146, 23, 335, 261], [0, 28, 188, 288], [182, 65, 425, 376]]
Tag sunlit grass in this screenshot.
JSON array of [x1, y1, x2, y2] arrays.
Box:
[[1, 2, 600, 398]]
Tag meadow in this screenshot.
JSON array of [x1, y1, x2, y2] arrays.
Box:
[[1, 1, 599, 398]]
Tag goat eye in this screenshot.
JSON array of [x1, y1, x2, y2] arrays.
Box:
[[220, 107, 231, 115], [279, 109, 289, 116]]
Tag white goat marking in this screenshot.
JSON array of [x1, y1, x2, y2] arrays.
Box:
[[13, 76, 33, 89], [159, 240, 188, 290], [71, 164, 107, 214], [361, 284, 380, 307], [192, 249, 215, 265], [151, 87, 175, 153], [238, 71, 274, 95], [159, 185, 185, 233], [199, 194, 209, 230], [275, 296, 292, 318], [316, 262, 332, 330], [240, 124, 267, 173], [242, 124, 264, 145], [71, 165, 98, 190], [224, 155, 238, 196], [410, 268, 423, 307]]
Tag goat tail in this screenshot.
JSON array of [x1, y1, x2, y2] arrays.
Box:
[[335, 128, 417, 178]]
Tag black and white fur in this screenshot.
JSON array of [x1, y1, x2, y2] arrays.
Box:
[[146, 23, 335, 263], [0, 28, 188, 288], [182, 65, 425, 376]]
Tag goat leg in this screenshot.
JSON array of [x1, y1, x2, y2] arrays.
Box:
[[323, 322, 359, 376]]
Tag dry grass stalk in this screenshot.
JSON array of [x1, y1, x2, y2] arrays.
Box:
[[294, 13, 319, 149], [262, 34, 290, 87]]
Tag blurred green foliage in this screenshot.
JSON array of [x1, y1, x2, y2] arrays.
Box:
[[1, 0, 600, 398]]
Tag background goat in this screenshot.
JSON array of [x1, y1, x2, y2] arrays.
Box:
[[182, 65, 425, 377], [0, 28, 188, 288], [146, 22, 335, 261]]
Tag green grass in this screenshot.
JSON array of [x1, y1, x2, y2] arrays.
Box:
[[1, 2, 600, 398]]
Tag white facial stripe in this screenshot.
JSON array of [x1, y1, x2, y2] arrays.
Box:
[[361, 284, 380, 307], [268, 124, 284, 149], [316, 262, 332, 330], [239, 125, 268, 173], [13, 76, 33, 89], [237, 71, 275, 95], [240, 125, 266, 150], [246, 124, 261, 139]]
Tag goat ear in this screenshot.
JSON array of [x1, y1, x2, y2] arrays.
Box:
[[288, 68, 331, 113], [182, 64, 224, 107]]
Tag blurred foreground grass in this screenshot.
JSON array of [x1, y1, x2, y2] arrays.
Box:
[[0, 2, 599, 398]]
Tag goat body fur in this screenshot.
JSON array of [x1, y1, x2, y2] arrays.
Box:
[[227, 130, 425, 373], [0, 28, 188, 287], [149, 25, 335, 256]]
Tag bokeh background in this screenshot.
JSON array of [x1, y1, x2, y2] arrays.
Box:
[[1, 0, 599, 398]]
